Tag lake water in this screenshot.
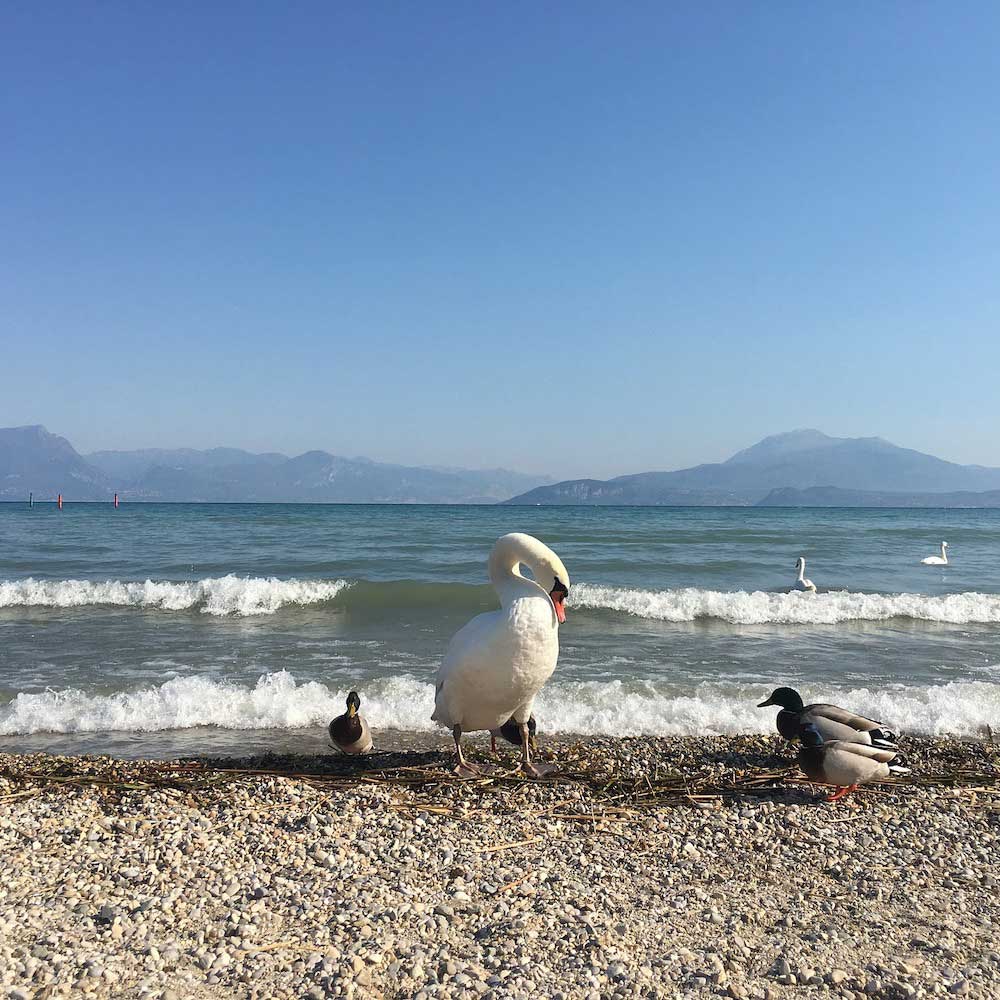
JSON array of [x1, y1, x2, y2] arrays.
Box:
[[1, 502, 998, 757]]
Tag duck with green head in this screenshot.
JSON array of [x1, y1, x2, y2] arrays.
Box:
[[758, 686, 897, 748], [329, 691, 373, 754]]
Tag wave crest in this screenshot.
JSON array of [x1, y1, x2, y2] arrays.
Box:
[[1, 672, 997, 738], [0, 576, 351, 616], [571, 583, 1000, 625], [4, 575, 1000, 624]]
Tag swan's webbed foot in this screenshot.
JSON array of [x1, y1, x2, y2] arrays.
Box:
[[451, 724, 483, 778], [517, 721, 555, 778], [520, 761, 558, 779]]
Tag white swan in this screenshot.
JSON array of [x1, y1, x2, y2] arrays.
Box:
[[921, 541, 948, 566], [793, 556, 816, 593], [432, 532, 569, 777]]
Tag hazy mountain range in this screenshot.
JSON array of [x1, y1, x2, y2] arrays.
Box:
[[505, 430, 1000, 506], [0, 426, 550, 503], [6, 425, 1000, 506]]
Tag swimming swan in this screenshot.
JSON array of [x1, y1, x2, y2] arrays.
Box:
[[921, 541, 948, 566], [793, 556, 816, 593], [432, 533, 569, 777]]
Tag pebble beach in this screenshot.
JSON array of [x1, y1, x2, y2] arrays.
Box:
[[1, 735, 998, 1000]]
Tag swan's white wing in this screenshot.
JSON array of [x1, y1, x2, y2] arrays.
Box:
[[432, 609, 516, 731], [432, 600, 559, 733]]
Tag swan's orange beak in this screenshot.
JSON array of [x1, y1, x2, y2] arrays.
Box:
[[550, 589, 567, 624]]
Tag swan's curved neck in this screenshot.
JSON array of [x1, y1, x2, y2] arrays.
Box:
[[940, 543, 948, 561], [797, 559, 806, 581], [488, 535, 557, 610]]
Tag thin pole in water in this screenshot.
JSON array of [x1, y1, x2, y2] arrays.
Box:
[[114, 492, 119, 508], [29, 492, 33, 508], [58, 494, 63, 510]]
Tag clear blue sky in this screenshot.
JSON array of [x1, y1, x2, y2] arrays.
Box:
[[3, 2, 999, 479]]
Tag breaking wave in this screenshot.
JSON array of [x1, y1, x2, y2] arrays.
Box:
[[0, 576, 352, 617], [570, 583, 1000, 625], [1, 671, 997, 738], [3, 575, 1000, 624]]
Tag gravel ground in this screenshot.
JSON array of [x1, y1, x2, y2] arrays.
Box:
[[0, 735, 998, 1000]]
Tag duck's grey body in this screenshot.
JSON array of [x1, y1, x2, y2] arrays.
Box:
[[798, 723, 909, 801]]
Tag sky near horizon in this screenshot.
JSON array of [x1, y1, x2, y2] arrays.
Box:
[[3, 3, 1000, 480]]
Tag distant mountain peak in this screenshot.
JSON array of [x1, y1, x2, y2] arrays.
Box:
[[506, 429, 1000, 505], [724, 428, 840, 464]]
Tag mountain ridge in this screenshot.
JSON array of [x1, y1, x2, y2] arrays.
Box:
[[505, 430, 1000, 505], [0, 426, 550, 503]]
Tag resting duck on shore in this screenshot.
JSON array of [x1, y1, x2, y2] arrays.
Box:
[[328, 691, 373, 754], [432, 532, 569, 778], [758, 687, 898, 748], [798, 722, 909, 802], [793, 557, 816, 593], [491, 714, 538, 755], [921, 541, 949, 566]]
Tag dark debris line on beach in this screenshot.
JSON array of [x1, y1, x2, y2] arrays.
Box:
[[1, 735, 998, 813]]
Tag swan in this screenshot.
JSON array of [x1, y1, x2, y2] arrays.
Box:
[[921, 541, 948, 566], [797, 722, 909, 803], [758, 687, 898, 748], [328, 691, 373, 754], [432, 532, 569, 777], [793, 556, 816, 593]]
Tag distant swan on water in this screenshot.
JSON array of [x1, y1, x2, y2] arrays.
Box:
[[921, 541, 949, 566], [793, 556, 816, 593]]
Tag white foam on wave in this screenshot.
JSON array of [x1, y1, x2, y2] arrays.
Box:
[[0, 576, 351, 617], [0, 671, 435, 736], [571, 583, 1000, 625], [2, 671, 997, 738], [537, 679, 1000, 737], [5, 576, 1000, 625]]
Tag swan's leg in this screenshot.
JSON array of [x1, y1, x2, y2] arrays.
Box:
[[519, 722, 555, 777], [490, 731, 500, 757], [452, 725, 480, 777], [519, 724, 544, 777]]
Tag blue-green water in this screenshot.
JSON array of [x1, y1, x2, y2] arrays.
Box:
[[1, 503, 998, 755]]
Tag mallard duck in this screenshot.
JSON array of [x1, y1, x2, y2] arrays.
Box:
[[758, 686, 897, 748], [432, 533, 569, 777], [798, 722, 909, 802], [490, 714, 538, 755], [328, 691, 373, 754], [793, 557, 817, 593]]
